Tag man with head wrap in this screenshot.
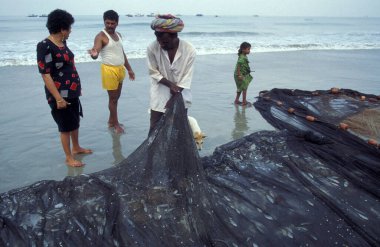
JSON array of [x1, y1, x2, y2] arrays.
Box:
[[147, 14, 196, 134]]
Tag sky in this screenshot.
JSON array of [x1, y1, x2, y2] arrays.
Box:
[[0, 0, 379, 17]]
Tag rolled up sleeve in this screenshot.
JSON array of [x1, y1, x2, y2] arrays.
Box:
[[178, 49, 196, 89], [147, 46, 164, 83]]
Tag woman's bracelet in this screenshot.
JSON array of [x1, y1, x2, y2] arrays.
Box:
[[57, 99, 63, 103]]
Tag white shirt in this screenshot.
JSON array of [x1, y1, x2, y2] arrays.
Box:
[[99, 30, 125, 66], [147, 39, 196, 112]]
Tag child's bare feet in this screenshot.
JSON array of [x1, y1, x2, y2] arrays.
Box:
[[66, 156, 84, 167], [234, 100, 242, 105], [72, 147, 93, 155]]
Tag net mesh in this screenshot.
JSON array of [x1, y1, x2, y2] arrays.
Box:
[[1, 90, 379, 246]]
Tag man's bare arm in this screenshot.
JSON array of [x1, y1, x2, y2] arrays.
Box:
[[88, 32, 105, 59], [159, 78, 182, 94]]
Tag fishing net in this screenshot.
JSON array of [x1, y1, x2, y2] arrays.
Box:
[[254, 88, 380, 143], [344, 108, 380, 140], [1, 90, 379, 246]]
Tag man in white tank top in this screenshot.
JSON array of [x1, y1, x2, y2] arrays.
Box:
[[89, 10, 135, 134]]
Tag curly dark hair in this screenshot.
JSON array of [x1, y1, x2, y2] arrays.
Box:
[[238, 42, 251, 55], [46, 9, 74, 34], [103, 10, 119, 22]]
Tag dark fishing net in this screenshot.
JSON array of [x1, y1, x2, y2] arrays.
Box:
[[0, 93, 214, 247], [1, 90, 380, 246]]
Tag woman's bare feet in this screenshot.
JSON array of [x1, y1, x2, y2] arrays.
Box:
[[65, 156, 84, 167], [72, 147, 93, 155]]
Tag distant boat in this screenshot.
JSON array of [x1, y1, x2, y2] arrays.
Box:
[[126, 14, 133, 17], [214, 15, 219, 17], [39, 14, 48, 17], [27, 14, 38, 17], [146, 13, 155, 17], [134, 13, 144, 17], [196, 14, 203, 17], [253, 15, 259, 17]]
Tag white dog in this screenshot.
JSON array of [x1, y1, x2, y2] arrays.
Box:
[[188, 116, 206, 150]]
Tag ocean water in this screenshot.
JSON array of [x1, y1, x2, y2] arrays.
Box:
[[0, 15, 379, 66]]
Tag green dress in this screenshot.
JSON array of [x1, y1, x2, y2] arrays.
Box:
[[234, 54, 253, 92]]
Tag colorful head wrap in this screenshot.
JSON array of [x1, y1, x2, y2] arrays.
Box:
[[150, 14, 184, 33]]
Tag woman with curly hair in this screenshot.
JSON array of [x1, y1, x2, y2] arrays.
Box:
[[36, 9, 92, 167]]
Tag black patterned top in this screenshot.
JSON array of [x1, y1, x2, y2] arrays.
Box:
[[37, 39, 81, 102]]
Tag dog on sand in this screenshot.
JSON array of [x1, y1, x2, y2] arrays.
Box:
[[187, 116, 206, 150]]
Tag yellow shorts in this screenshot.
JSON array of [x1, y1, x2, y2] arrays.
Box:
[[101, 64, 126, 90]]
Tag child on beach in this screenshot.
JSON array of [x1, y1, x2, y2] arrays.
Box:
[[234, 42, 253, 106]]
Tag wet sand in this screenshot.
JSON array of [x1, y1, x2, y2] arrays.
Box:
[[0, 49, 379, 193]]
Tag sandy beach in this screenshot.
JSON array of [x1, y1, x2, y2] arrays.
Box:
[[0, 49, 379, 193]]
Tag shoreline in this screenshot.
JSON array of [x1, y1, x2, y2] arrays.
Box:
[[0, 49, 379, 193], [1, 48, 380, 68]]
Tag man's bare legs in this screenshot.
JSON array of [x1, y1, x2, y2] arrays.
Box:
[[60, 129, 92, 167], [149, 110, 164, 135], [107, 82, 124, 133]]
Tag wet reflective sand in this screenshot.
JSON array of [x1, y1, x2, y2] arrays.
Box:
[[0, 50, 379, 192]]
